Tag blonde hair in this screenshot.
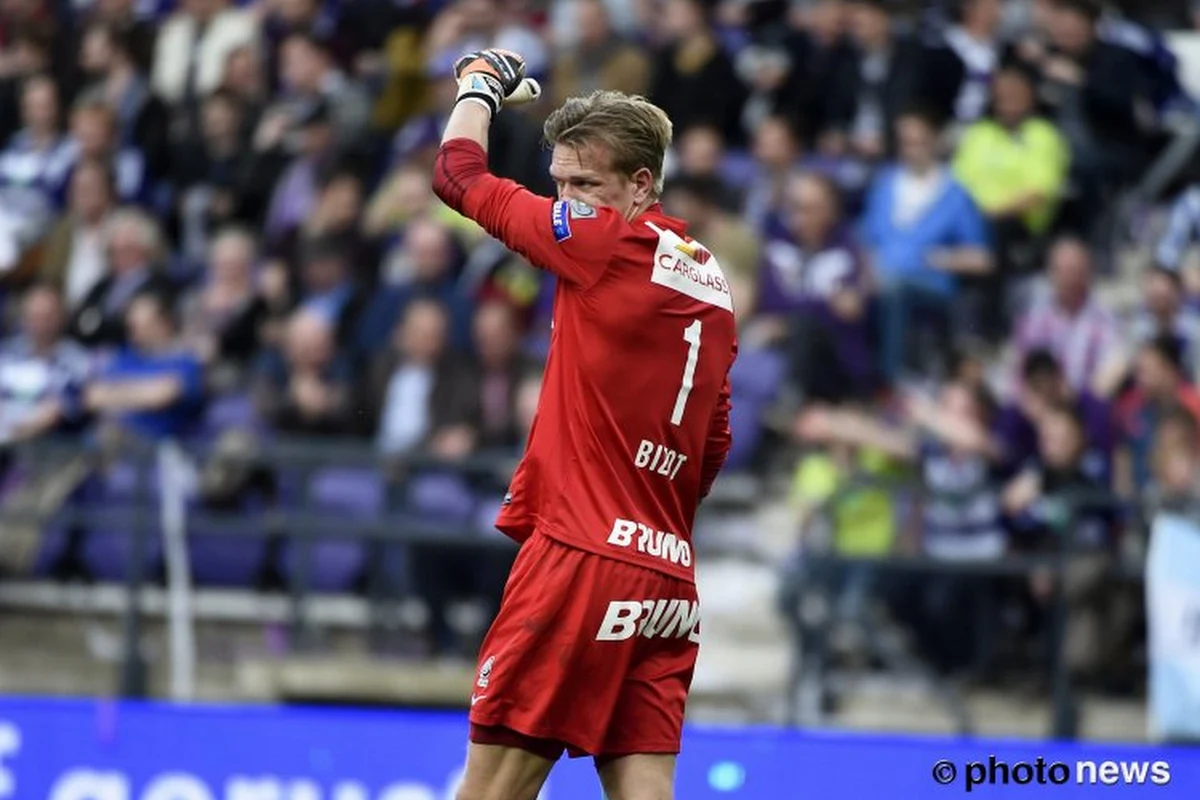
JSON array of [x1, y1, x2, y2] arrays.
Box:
[[543, 91, 673, 195]]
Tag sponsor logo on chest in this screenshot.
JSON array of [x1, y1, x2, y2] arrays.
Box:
[[645, 222, 733, 311]]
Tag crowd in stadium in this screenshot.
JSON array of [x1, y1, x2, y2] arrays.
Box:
[[0, 0, 1199, 673]]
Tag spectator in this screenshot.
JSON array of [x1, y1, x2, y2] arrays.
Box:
[[83, 290, 205, 442], [151, 0, 258, 109], [0, 25, 56, 146], [219, 44, 268, 137], [252, 309, 355, 437], [650, 0, 747, 146], [0, 75, 68, 276], [270, 169, 374, 284], [1155, 183, 1200, 286], [0, 284, 91, 446], [661, 174, 760, 285], [371, 298, 479, 461], [1002, 403, 1123, 684], [953, 64, 1069, 277], [424, 0, 550, 80], [60, 99, 147, 207], [76, 0, 157, 74], [76, 22, 170, 174], [826, 0, 922, 162], [278, 233, 368, 351], [1097, 267, 1200, 394], [68, 207, 173, 349], [798, 382, 1006, 673], [260, 97, 338, 248], [996, 348, 1114, 477], [171, 89, 255, 263], [761, 0, 856, 150], [1114, 335, 1200, 495], [861, 108, 991, 381], [916, 0, 1005, 127], [1013, 237, 1119, 394], [743, 114, 803, 230], [364, 217, 473, 352], [1146, 406, 1200, 744], [1003, 403, 1113, 550], [273, 31, 371, 146], [39, 158, 117, 309], [758, 171, 875, 402], [472, 300, 530, 453], [1034, 0, 1154, 199], [179, 226, 266, 377], [551, 0, 650, 106]]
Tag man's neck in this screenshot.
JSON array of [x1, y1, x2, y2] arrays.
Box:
[[1057, 294, 1087, 316], [30, 337, 56, 358]]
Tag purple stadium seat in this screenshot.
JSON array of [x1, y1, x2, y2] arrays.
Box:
[[408, 473, 476, 521], [81, 522, 162, 582], [31, 523, 70, 576], [81, 461, 162, 581], [474, 496, 505, 536], [187, 499, 270, 587], [727, 348, 786, 470], [203, 393, 260, 435], [279, 468, 384, 592]]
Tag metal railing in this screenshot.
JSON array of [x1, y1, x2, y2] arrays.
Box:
[[777, 475, 1146, 740]]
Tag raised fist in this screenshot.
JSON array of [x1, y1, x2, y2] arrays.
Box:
[[453, 48, 542, 116]]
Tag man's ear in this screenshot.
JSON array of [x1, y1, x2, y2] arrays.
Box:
[[631, 167, 656, 204]]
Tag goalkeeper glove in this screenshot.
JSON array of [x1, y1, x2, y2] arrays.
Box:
[[454, 48, 542, 117]]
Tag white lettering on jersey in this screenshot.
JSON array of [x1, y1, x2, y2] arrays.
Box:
[[634, 438, 688, 480], [596, 599, 702, 642], [606, 517, 692, 567], [644, 222, 733, 312]]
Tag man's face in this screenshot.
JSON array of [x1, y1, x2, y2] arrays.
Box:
[[399, 302, 448, 364], [73, 110, 113, 157], [23, 289, 63, 344], [993, 70, 1034, 124], [784, 175, 835, 245], [896, 116, 936, 169], [1050, 7, 1094, 53], [1136, 350, 1175, 398], [473, 301, 517, 366], [70, 164, 111, 219], [22, 80, 56, 132], [1050, 241, 1091, 306], [1145, 271, 1180, 318], [550, 141, 647, 218], [281, 38, 323, 92], [1039, 413, 1082, 470], [126, 297, 166, 350], [849, 2, 889, 48]]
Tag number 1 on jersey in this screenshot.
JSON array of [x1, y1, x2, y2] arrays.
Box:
[[670, 320, 702, 426]]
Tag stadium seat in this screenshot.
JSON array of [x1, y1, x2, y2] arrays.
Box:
[[80, 462, 163, 581], [407, 472, 477, 521], [187, 496, 271, 587], [727, 348, 786, 469], [278, 468, 384, 592]]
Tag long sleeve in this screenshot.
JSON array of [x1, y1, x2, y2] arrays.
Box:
[[699, 372, 733, 499], [432, 138, 626, 289]]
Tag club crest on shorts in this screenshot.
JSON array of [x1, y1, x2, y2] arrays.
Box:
[[477, 655, 495, 688]]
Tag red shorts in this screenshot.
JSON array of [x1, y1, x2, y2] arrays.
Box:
[[468, 532, 700, 760]]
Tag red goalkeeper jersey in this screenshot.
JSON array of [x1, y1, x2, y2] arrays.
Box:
[[433, 139, 737, 583]]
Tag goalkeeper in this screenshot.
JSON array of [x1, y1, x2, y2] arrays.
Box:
[[431, 50, 738, 800]]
